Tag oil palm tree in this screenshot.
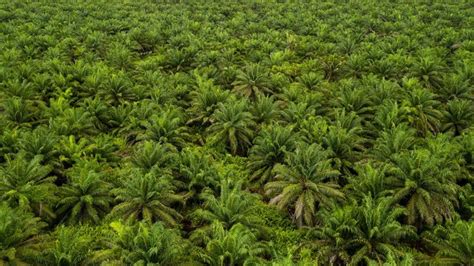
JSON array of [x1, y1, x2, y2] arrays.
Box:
[[322, 125, 365, 176], [176, 147, 220, 193], [43, 225, 98, 266], [194, 222, 270, 266], [190, 179, 264, 242], [0, 154, 56, 219], [92, 221, 187, 265], [304, 205, 356, 265], [206, 99, 256, 156], [139, 107, 190, 149], [131, 141, 176, 173], [392, 149, 460, 227], [265, 143, 343, 227], [110, 171, 183, 226], [56, 170, 113, 225], [349, 196, 417, 265], [187, 79, 229, 126], [442, 99, 474, 135], [403, 86, 442, 136], [370, 124, 417, 163], [346, 162, 396, 200], [251, 94, 281, 125], [247, 125, 299, 187], [412, 55, 445, 89], [232, 63, 272, 100], [0, 202, 47, 265], [422, 220, 474, 265]]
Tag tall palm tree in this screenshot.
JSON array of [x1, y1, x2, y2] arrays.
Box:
[[206, 99, 256, 156], [422, 220, 474, 265], [0, 154, 56, 219], [194, 222, 269, 266], [56, 170, 113, 225], [265, 144, 343, 227], [92, 221, 187, 265], [392, 149, 460, 227], [110, 171, 183, 226], [247, 125, 299, 187], [0, 202, 47, 265]]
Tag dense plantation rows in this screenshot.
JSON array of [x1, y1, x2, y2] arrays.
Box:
[[0, 1, 473, 265]]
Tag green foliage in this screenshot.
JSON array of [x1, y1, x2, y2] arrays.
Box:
[[93, 221, 187, 265], [0, 202, 47, 265], [110, 170, 183, 226], [0, 1, 472, 264], [265, 143, 343, 227], [194, 222, 270, 266], [423, 220, 474, 265]]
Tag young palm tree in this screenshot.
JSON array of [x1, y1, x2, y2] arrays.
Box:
[[0, 202, 47, 265], [49, 107, 94, 136], [92, 221, 187, 265], [322, 125, 365, 176], [190, 179, 264, 241], [437, 74, 473, 101], [247, 125, 299, 187], [176, 147, 220, 193], [349, 196, 417, 265], [232, 63, 272, 100], [1, 97, 36, 128], [392, 149, 460, 227], [110, 171, 183, 226], [442, 99, 474, 135], [131, 141, 176, 173], [0, 154, 56, 219], [371, 100, 410, 131], [333, 85, 374, 121], [346, 162, 396, 200], [403, 86, 442, 136], [422, 220, 474, 265], [187, 79, 229, 126], [295, 72, 323, 91], [206, 99, 256, 156], [265, 143, 343, 227], [18, 126, 59, 166], [251, 94, 281, 125], [43, 225, 97, 266], [370, 124, 417, 163], [194, 222, 270, 266], [412, 56, 445, 89], [139, 107, 190, 149], [304, 205, 357, 265], [56, 170, 113, 225]]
